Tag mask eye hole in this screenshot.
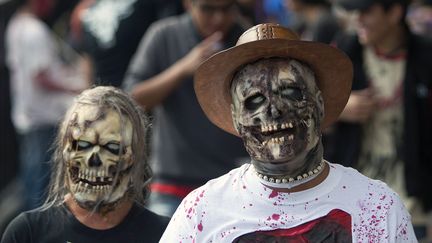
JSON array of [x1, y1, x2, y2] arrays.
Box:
[[72, 140, 92, 151], [105, 142, 121, 155], [245, 93, 266, 110], [281, 87, 303, 100]]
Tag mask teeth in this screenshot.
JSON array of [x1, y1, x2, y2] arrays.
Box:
[[78, 182, 83, 192]]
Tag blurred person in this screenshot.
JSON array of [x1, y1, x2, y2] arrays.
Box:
[[285, 0, 341, 43], [1, 86, 169, 243], [407, 0, 432, 37], [123, 0, 249, 217], [71, 0, 184, 87], [5, 0, 88, 210], [329, 0, 432, 240]]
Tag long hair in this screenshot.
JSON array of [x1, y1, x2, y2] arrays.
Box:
[[41, 86, 152, 210]]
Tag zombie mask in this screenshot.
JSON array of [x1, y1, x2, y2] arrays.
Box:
[[231, 58, 324, 164], [63, 105, 133, 209]]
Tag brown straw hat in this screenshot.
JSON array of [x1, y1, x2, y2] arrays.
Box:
[[194, 23, 353, 136]]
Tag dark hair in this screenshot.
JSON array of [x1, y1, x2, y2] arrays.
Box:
[[377, 0, 410, 26]]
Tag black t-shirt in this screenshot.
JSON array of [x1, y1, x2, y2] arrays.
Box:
[[1, 203, 169, 243]]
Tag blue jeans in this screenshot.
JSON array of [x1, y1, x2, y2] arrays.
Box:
[[19, 125, 57, 210]]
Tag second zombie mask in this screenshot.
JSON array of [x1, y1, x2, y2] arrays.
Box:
[[231, 58, 324, 164], [63, 105, 133, 209]]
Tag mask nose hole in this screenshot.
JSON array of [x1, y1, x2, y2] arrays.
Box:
[[268, 104, 281, 118], [89, 153, 102, 167]]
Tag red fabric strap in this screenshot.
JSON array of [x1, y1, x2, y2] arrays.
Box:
[[150, 183, 196, 198]]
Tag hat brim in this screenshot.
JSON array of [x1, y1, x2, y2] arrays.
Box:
[[194, 39, 353, 136]]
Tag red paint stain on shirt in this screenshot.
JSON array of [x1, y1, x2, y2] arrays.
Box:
[[269, 190, 278, 198], [272, 214, 280, 220]]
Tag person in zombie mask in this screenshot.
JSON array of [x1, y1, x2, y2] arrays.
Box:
[[160, 23, 417, 242], [1, 86, 169, 243]]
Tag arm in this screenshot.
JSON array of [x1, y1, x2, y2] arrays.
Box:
[[125, 30, 223, 110]]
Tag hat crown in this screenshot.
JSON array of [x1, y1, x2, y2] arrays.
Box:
[[236, 23, 300, 46]]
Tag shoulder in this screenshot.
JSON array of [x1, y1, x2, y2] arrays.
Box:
[[329, 163, 403, 204], [125, 204, 169, 241], [176, 165, 247, 213], [145, 13, 189, 37], [195, 165, 247, 197], [129, 204, 170, 230], [331, 163, 393, 188], [1, 209, 50, 243]]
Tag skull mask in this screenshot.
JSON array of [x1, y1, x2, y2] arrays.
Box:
[[63, 104, 133, 209], [231, 58, 324, 174]]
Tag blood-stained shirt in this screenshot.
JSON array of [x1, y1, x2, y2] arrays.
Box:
[[160, 162, 417, 242]]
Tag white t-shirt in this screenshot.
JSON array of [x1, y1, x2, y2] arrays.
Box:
[[161, 162, 416, 242], [6, 12, 85, 132]]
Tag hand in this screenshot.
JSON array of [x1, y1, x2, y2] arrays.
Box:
[[178, 32, 223, 76], [339, 88, 378, 124]]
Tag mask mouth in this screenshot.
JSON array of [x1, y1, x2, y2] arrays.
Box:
[[69, 165, 132, 188], [249, 121, 298, 146]]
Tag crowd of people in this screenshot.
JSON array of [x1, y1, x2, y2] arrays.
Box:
[[0, 0, 431, 242]]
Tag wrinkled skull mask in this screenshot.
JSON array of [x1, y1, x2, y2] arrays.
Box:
[[63, 105, 133, 209], [231, 58, 324, 167]]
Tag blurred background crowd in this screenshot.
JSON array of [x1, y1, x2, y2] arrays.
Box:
[[0, 0, 431, 241]]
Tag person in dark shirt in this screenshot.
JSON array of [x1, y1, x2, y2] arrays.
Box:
[[1, 86, 169, 243], [123, 0, 249, 217]]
